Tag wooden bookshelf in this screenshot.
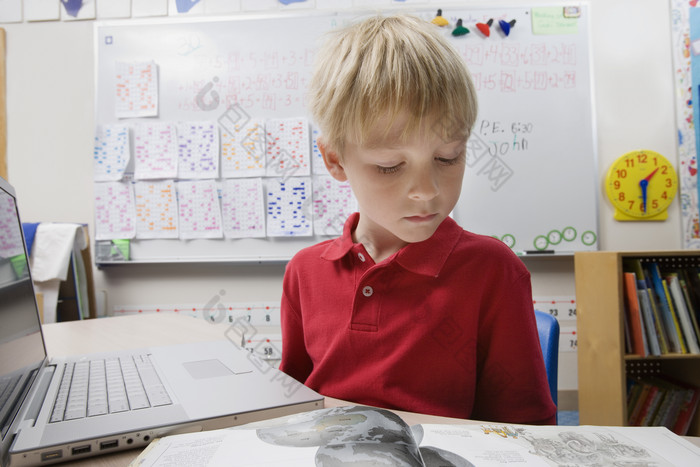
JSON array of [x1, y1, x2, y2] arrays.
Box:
[[575, 251, 700, 436]]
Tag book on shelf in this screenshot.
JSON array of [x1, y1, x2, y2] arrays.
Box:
[[647, 262, 687, 353], [678, 271, 700, 345], [627, 380, 656, 427], [666, 274, 700, 354], [130, 405, 700, 466], [627, 375, 700, 435], [623, 260, 668, 355], [638, 286, 664, 355], [623, 272, 648, 356], [622, 259, 700, 355]]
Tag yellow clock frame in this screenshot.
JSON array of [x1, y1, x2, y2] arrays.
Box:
[[605, 150, 678, 221]]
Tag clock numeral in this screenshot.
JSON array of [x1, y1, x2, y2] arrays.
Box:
[[613, 180, 621, 190], [665, 178, 673, 188], [661, 191, 668, 200], [616, 169, 627, 178], [628, 200, 636, 210], [660, 164, 668, 174], [637, 153, 647, 164], [618, 192, 626, 201], [651, 199, 659, 210]]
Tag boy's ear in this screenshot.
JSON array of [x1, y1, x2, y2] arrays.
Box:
[[318, 139, 348, 182]]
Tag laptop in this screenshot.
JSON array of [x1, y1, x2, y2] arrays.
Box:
[[0, 176, 323, 466]]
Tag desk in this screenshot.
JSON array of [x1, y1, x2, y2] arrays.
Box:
[[39, 313, 472, 466], [40, 313, 700, 466]]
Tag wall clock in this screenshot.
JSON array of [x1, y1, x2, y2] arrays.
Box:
[[604, 150, 678, 221]]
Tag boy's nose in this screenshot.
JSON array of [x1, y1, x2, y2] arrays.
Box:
[[408, 168, 439, 200]]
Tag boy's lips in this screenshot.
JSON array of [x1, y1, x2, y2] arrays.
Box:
[[404, 213, 437, 223]]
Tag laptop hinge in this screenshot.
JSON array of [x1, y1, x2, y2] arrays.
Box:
[[18, 365, 56, 429]]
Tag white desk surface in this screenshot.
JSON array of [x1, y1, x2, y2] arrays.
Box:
[[39, 313, 700, 466], [39, 313, 474, 466]]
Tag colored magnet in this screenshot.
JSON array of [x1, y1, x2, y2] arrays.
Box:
[[176, 0, 201, 13], [498, 19, 517, 36], [476, 19, 493, 37], [61, 0, 83, 17], [431, 9, 449, 27], [452, 19, 469, 37]]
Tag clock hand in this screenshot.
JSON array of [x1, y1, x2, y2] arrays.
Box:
[[640, 179, 649, 213], [639, 168, 659, 213], [643, 167, 659, 182]]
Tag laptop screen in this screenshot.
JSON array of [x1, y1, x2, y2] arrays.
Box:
[[0, 177, 46, 446]]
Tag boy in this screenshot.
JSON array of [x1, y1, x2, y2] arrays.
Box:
[[279, 14, 556, 425]]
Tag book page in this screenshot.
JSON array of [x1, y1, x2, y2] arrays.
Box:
[[130, 406, 700, 467], [415, 423, 700, 466], [131, 406, 423, 467]]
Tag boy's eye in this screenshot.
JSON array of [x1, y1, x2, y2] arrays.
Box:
[[435, 156, 460, 166], [436, 150, 466, 166], [376, 164, 402, 174]]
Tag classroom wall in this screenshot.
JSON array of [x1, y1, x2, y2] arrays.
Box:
[[2, 0, 682, 397]]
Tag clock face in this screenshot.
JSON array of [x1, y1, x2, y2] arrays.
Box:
[[605, 150, 678, 221]]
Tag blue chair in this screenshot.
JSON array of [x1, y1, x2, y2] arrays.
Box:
[[534, 310, 559, 408]]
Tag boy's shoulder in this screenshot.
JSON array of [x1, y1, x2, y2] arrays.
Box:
[[448, 223, 528, 273], [440, 217, 520, 259], [287, 237, 338, 267]]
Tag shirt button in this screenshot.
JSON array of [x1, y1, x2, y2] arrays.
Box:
[[362, 286, 373, 297], [358, 252, 366, 262]]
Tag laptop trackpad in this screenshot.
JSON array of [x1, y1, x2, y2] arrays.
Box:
[[183, 359, 234, 379]]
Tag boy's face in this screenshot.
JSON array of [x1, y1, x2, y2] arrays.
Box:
[[323, 113, 467, 254]]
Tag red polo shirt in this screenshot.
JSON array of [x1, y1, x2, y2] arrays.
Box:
[[280, 213, 556, 424]]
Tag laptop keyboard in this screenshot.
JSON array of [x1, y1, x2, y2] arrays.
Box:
[[49, 354, 172, 423]]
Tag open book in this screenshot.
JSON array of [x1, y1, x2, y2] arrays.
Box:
[[130, 405, 700, 466]]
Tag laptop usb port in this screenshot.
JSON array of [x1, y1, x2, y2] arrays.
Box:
[[71, 445, 91, 455], [40, 450, 62, 461], [100, 440, 119, 450]]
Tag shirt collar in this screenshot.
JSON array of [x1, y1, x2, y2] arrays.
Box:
[[320, 213, 360, 261], [321, 213, 462, 277]]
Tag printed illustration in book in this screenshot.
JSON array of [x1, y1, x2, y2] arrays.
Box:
[[131, 405, 700, 466]]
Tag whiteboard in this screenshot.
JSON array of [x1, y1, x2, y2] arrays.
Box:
[[93, 5, 597, 264]]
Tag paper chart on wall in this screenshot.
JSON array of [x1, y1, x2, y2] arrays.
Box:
[[134, 122, 179, 180], [310, 125, 325, 176], [94, 181, 136, 240], [312, 176, 356, 236], [114, 60, 158, 118], [220, 117, 266, 178], [0, 191, 25, 259], [93, 124, 130, 181], [265, 118, 311, 178], [221, 178, 266, 238], [134, 180, 179, 239], [176, 121, 220, 179], [266, 177, 312, 237], [177, 180, 223, 239]]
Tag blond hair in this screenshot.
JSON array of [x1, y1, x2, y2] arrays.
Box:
[[308, 14, 478, 154]]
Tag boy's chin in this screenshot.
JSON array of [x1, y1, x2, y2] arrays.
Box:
[[396, 225, 442, 244]]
